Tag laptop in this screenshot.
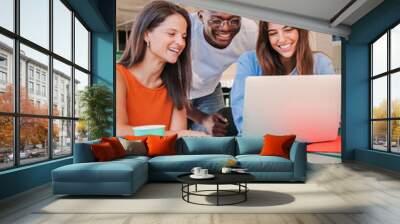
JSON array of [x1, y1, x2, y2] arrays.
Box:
[[242, 75, 341, 143]]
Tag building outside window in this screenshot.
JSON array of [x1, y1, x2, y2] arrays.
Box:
[[0, 0, 91, 170], [370, 23, 400, 154], [41, 73, 46, 83], [41, 85, 46, 97], [28, 81, 34, 94], [0, 54, 7, 88], [28, 66, 34, 80]]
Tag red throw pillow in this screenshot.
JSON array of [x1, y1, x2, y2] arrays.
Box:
[[101, 137, 126, 158], [259, 134, 296, 159], [146, 134, 177, 157], [91, 142, 117, 161]]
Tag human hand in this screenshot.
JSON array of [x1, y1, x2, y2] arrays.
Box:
[[202, 113, 229, 137]]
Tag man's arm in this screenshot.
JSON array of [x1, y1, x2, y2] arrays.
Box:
[[186, 105, 228, 137]]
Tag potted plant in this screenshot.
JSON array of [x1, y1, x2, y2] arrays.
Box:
[[79, 84, 113, 140]]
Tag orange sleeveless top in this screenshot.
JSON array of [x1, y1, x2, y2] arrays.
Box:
[[117, 64, 174, 130]]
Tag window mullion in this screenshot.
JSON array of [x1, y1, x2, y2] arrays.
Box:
[[49, 0, 54, 160], [13, 0, 20, 167], [71, 11, 76, 154]]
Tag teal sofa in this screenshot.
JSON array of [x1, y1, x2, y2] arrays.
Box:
[[52, 137, 306, 196]]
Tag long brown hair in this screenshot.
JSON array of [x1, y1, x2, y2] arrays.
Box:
[[256, 21, 313, 75], [118, 0, 192, 110]]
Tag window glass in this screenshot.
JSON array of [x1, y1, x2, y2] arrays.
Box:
[[20, 44, 49, 115], [53, 119, 72, 158], [372, 76, 387, 119], [74, 69, 89, 118], [372, 121, 388, 151], [75, 120, 88, 143], [0, 0, 14, 31], [20, 0, 49, 49], [391, 72, 400, 118], [372, 33, 387, 76], [391, 24, 400, 70], [53, 0, 72, 60], [0, 35, 14, 113], [391, 120, 400, 153], [74, 18, 89, 70], [0, 116, 13, 170], [53, 59, 72, 116], [19, 117, 49, 165]]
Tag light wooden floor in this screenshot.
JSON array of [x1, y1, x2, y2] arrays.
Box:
[[1, 154, 400, 224]]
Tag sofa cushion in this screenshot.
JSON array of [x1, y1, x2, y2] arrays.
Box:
[[115, 155, 150, 164], [118, 138, 147, 156], [101, 137, 127, 158], [236, 155, 293, 172], [260, 134, 296, 159], [52, 158, 147, 183], [148, 154, 235, 172], [91, 142, 118, 161], [74, 140, 100, 163], [177, 137, 236, 155], [236, 137, 263, 155], [147, 134, 177, 157]]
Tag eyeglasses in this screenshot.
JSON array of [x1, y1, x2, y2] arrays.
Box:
[[207, 18, 241, 28]]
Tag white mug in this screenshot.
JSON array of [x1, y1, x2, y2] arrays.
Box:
[[221, 167, 232, 174], [200, 169, 208, 176], [191, 167, 202, 176]]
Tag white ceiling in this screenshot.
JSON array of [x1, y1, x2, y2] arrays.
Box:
[[116, 0, 384, 37]]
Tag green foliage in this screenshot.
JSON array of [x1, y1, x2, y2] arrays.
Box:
[[79, 84, 113, 140]]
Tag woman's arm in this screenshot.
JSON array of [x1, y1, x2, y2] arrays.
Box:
[[230, 51, 258, 135], [116, 69, 133, 136], [166, 107, 208, 137]]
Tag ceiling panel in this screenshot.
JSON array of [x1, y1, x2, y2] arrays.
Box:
[[225, 0, 352, 21], [116, 0, 384, 37]]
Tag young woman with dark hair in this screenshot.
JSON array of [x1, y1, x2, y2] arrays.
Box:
[[230, 21, 335, 134], [116, 1, 206, 137]]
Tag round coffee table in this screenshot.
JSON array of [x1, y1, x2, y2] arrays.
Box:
[[177, 173, 255, 206]]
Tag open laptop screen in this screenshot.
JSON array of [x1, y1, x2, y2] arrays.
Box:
[[242, 75, 341, 143]]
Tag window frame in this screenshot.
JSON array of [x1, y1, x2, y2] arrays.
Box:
[[370, 20, 400, 154], [0, 0, 92, 171]]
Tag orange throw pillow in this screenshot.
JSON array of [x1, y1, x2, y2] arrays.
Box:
[[260, 134, 296, 159], [124, 135, 148, 142], [146, 134, 177, 157], [101, 137, 126, 158], [91, 142, 117, 161]]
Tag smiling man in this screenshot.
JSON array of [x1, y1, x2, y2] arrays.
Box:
[[187, 10, 257, 136]]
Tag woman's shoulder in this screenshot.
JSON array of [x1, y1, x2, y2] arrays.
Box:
[[238, 50, 257, 62], [116, 63, 127, 74], [237, 50, 261, 76], [312, 52, 335, 74], [312, 52, 332, 64]]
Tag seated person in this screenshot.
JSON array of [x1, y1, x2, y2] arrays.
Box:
[[116, 1, 206, 137], [230, 21, 335, 134]]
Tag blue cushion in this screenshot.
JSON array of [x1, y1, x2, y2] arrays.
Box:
[[52, 158, 148, 195], [116, 155, 150, 163], [236, 137, 263, 155], [236, 155, 293, 172], [73, 140, 100, 163], [148, 154, 235, 172], [52, 159, 146, 183], [177, 137, 236, 155]]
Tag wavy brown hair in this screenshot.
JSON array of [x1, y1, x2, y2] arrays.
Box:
[[118, 0, 192, 110], [256, 21, 313, 75]]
